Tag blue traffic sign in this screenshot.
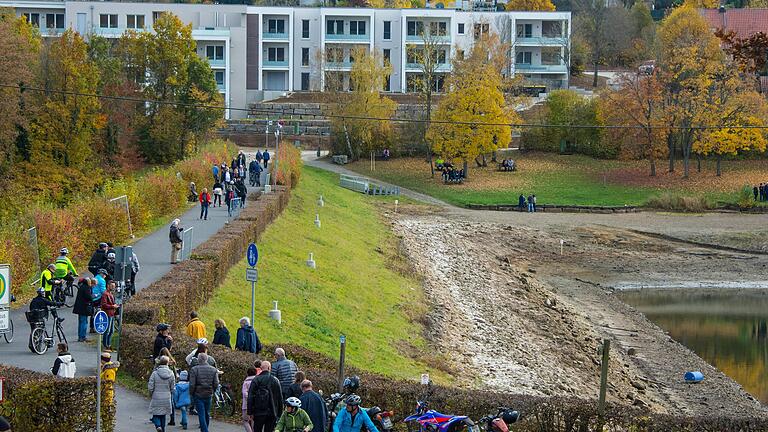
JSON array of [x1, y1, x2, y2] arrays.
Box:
[[340, 335, 346, 344], [247, 243, 258, 267], [94, 310, 109, 335]]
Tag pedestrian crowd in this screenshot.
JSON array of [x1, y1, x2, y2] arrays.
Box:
[[210, 150, 271, 219], [752, 183, 768, 202], [518, 194, 537, 212]]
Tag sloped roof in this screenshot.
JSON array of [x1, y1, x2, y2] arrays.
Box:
[[699, 8, 768, 39]]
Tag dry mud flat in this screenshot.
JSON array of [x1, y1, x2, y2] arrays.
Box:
[[392, 213, 768, 418]]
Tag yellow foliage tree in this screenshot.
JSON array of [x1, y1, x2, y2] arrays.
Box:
[[506, 0, 556, 11], [683, 0, 719, 7], [427, 50, 518, 178]]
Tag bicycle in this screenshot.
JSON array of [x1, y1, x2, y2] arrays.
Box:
[[213, 369, 235, 417], [52, 278, 74, 308], [0, 294, 15, 343], [25, 305, 67, 355]]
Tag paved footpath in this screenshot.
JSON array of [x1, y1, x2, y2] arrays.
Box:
[[2, 165, 267, 431]]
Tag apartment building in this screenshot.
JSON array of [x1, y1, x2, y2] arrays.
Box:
[[0, 1, 570, 119]]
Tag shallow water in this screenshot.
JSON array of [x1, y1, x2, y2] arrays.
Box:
[[620, 288, 768, 403]]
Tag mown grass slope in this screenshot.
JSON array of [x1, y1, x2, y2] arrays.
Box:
[[200, 167, 450, 382]]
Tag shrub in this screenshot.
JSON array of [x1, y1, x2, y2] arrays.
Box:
[[644, 192, 712, 212], [0, 365, 115, 432], [275, 142, 303, 189], [738, 184, 755, 209]]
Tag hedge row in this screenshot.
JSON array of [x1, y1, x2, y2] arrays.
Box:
[[0, 365, 115, 432]]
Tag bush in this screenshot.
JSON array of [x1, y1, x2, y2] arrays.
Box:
[[0, 365, 115, 432], [645, 192, 712, 212], [738, 184, 755, 209], [274, 142, 303, 189]]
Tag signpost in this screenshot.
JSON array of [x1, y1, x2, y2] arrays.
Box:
[[0, 265, 11, 342], [94, 310, 109, 432], [337, 334, 346, 392], [247, 243, 259, 326]]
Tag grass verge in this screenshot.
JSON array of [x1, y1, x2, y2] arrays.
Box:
[[199, 166, 451, 383]]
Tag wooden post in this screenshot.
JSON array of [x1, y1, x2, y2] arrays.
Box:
[[598, 339, 611, 421]]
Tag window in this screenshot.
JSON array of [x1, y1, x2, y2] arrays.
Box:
[[407, 21, 423, 36], [302, 20, 310, 38], [349, 49, 356, 63], [542, 21, 563, 38], [406, 49, 418, 64], [458, 23, 464, 34], [326, 19, 343, 35], [430, 21, 447, 36], [437, 50, 446, 64], [206, 45, 224, 61], [541, 47, 560, 65], [24, 13, 40, 27], [473, 23, 489, 40], [383, 21, 391, 40], [100, 14, 118, 29], [383, 48, 391, 64], [152, 11, 164, 23], [268, 19, 285, 34], [268, 47, 285, 62], [384, 75, 391, 92], [214, 71, 224, 86], [350, 20, 366, 36], [301, 72, 310, 91], [302, 48, 309, 66], [516, 51, 532, 64], [516, 24, 532, 38], [326, 46, 343, 63], [127, 14, 145, 29], [45, 13, 64, 29]]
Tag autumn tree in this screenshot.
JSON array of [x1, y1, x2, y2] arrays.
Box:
[[427, 48, 517, 178], [574, 0, 609, 87], [715, 29, 768, 76], [506, 0, 556, 11], [329, 48, 396, 160]]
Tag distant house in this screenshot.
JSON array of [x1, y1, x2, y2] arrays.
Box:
[[699, 7, 768, 39]]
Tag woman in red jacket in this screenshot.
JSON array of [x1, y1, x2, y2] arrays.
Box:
[[199, 188, 212, 220], [100, 281, 119, 350]]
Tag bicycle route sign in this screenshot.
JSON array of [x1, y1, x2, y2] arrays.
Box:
[[94, 310, 109, 335], [247, 243, 258, 267], [0, 264, 10, 332]]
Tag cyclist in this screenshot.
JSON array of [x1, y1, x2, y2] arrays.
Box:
[[333, 395, 378, 432], [332, 376, 360, 414], [103, 252, 116, 281], [54, 247, 78, 283], [88, 242, 108, 275], [28, 287, 62, 351], [275, 397, 313, 432], [40, 263, 58, 301]]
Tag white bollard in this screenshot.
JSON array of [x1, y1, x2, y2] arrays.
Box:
[[268, 300, 282, 324], [306, 252, 316, 269], [395, 199, 399, 213], [560, 239, 564, 255], [318, 195, 325, 207], [314, 214, 321, 228]]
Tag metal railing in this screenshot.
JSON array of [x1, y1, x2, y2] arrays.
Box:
[[180, 227, 194, 261], [339, 174, 400, 196]]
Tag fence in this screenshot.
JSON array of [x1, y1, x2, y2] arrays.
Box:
[[108, 195, 134, 238], [27, 226, 40, 276], [339, 174, 400, 196], [180, 227, 194, 261], [229, 197, 242, 219]]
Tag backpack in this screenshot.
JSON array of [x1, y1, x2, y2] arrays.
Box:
[[250, 377, 272, 414]]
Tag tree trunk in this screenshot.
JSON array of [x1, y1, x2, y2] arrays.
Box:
[[593, 60, 599, 88], [429, 154, 435, 178], [716, 155, 722, 177], [682, 136, 691, 179], [650, 157, 656, 177], [696, 154, 701, 173], [463, 160, 468, 179], [482, 154, 487, 167], [475, 156, 483, 168], [667, 134, 675, 173]]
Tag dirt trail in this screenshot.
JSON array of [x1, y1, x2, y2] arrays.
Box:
[[392, 212, 768, 418]]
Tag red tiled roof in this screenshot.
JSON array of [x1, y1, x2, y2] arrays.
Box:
[[699, 8, 768, 39]]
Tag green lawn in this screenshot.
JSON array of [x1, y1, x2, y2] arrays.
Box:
[[345, 153, 768, 208], [199, 167, 450, 383]]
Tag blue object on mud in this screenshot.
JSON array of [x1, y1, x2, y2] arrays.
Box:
[[684, 371, 704, 382]]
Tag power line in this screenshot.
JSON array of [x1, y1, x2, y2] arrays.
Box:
[[3, 82, 767, 131]]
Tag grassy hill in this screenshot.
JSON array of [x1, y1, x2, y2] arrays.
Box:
[[199, 167, 451, 383]]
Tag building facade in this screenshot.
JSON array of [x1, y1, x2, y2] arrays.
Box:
[[0, 1, 570, 119]]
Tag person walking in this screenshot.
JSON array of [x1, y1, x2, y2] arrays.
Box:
[[286, 371, 305, 399], [299, 380, 327, 432], [247, 360, 283, 432], [73, 277, 94, 342], [155, 347, 179, 426], [153, 323, 173, 359], [256, 150, 263, 166], [262, 150, 270, 169], [236, 179, 248, 208], [51, 343, 76, 378], [200, 188, 212, 220], [333, 395, 378, 432], [100, 352, 120, 407], [169, 219, 184, 264], [100, 281, 119, 350], [275, 397, 313, 432], [242, 367, 258, 432], [149, 355, 176, 432], [175, 370, 192, 430], [128, 251, 140, 297], [754, 184, 759, 201], [190, 352, 219, 432], [213, 319, 232, 348], [235, 317, 262, 354], [187, 341, 217, 367], [272, 347, 298, 396], [186, 311, 207, 340], [526, 195, 534, 213], [213, 164, 220, 183], [532, 194, 537, 212], [518, 194, 526, 212], [87, 242, 108, 275]]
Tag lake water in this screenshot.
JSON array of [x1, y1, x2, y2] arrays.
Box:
[[620, 289, 768, 403]]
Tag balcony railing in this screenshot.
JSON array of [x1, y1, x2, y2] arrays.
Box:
[[405, 34, 451, 43], [406, 63, 451, 72], [39, 27, 65, 36], [208, 58, 226, 68], [515, 36, 567, 46], [263, 59, 289, 67], [326, 61, 354, 69], [216, 83, 226, 92], [514, 63, 568, 73], [325, 33, 370, 42], [263, 32, 289, 40]]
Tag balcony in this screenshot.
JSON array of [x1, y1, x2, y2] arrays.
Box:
[[39, 27, 65, 37], [208, 58, 226, 68], [515, 36, 567, 46], [326, 61, 354, 69], [405, 34, 451, 44], [263, 59, 289, 68], [263, 32, 289, 41], [406, 62, 451, 72], [514, 63, 568, 74], [217, 83, 226, 92], [325, 33, 370, 42], [93, 27, 124, 38]]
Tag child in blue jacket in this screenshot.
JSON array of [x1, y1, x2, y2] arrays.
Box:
[[175, 370, 192, 429]]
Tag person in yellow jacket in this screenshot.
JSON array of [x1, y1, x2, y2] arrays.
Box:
[[40, 264, 57, 300], [54, 247, 78, 280], [100, 352, 120, 405], [186, 311, 207, 340]]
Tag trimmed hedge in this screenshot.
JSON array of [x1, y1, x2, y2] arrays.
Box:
[[0, 365, 115, 432]]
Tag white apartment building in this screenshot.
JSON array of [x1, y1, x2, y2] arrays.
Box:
[[0, 1, 570, 119]]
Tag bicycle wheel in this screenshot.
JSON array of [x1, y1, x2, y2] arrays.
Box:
[[56, 322, 68, 345], [3, 319, 13, 343], [215, 387, 235, 417], [31, 327, 47, 355]]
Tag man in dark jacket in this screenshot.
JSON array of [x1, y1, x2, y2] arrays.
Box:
[[518, 194, 526, 212], [73, 277, 94, 342], [235, 317, 262, 353], [262, 150, 270, 168], [153, 323, 173, 359], [169, 219, 183, 264], [299, 380, 327, 432], [272, 348, 298, 396], [87, 242, 108, 275], [248, 360, 283, 432], [190, 352, 219, 432]]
